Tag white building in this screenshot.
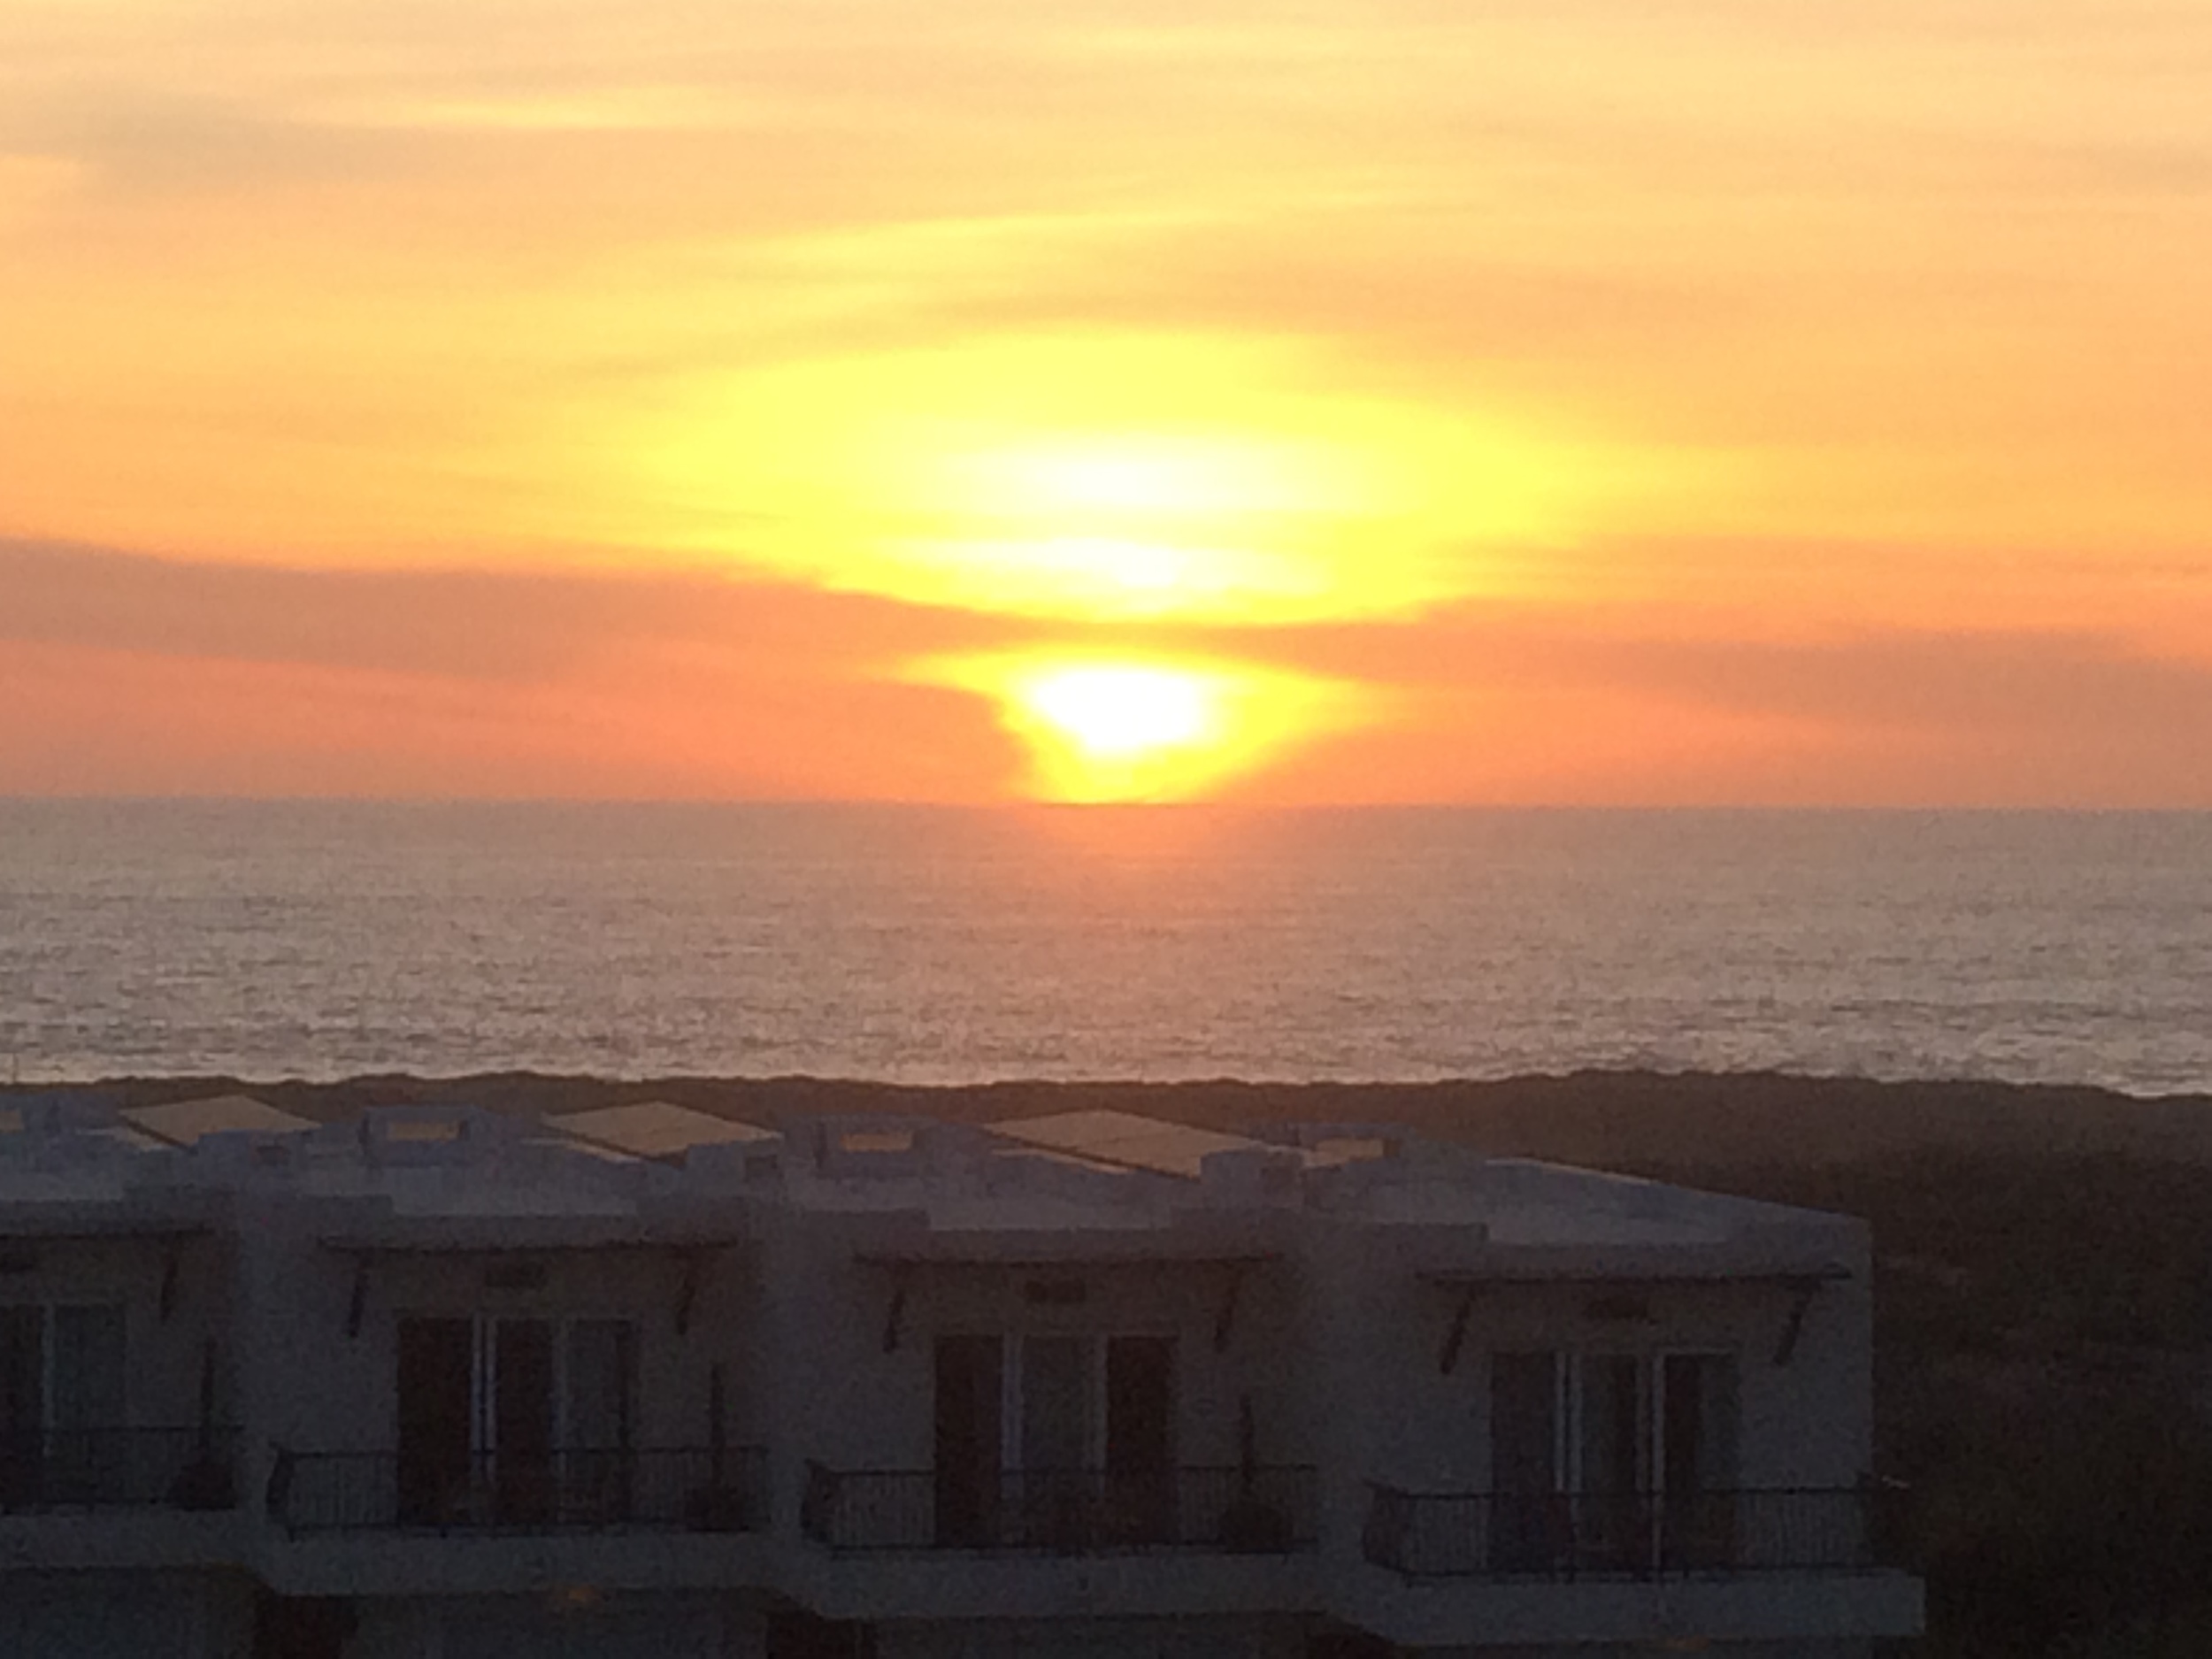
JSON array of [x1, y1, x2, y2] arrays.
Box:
[[0, 1092, 1922, 1659]]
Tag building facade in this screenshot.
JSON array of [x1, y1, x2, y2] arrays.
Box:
[[0, 1094, 1922, 1658]]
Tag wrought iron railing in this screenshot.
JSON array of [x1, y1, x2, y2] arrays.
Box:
[[0, 1426, 240, 1512], [271, 1445, 766, 1534], [802, 1463, 1317, 1554], [1362, 1486, 1874, 1579]]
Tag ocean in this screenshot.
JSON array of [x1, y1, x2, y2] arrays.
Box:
[[0, 801, 2206, 1094]]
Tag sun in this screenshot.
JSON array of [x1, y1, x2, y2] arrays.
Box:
[[1022, 665, 1217, 761], [998, 660, 1233, 801], [917, 651, 1375, 803]]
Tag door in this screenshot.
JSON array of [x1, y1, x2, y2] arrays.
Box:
[[0, 1307, 42, 1507], [1660, 1354, 1739, 1566], [1488, 1351, 1563, 1571], [1104, 1336, 1175, 1542], [396, 1317, 472, 1524], [933, 1335, 1002, 1546], [399, 1314, 636, 1528], [565, 1318, 635, 1521], [1578, 1354, 1648, 1568], [48, 1306, 126, 1501], [1016, 1335, 1092, 1546], [491, 1317, 556, 1523]]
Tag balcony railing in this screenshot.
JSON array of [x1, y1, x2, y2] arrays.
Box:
[[1362, 1486, 1873, 1580], [0, 1427, 240, 1513], [802, 1463, 1317, 1555], [271, 1445, 767, 1535]]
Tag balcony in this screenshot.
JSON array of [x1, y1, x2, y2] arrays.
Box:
[[1362, 1486, 1875, 1580], [270, 1445, 767, 1535], [0, 1427, 240, 1513], [801, 1463, 1317, 1555]]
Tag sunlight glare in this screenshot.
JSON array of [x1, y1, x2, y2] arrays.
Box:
[[604, 334, 1664, 626], [919, 651, 1375, 803], [1026, 664, 1215, 759]]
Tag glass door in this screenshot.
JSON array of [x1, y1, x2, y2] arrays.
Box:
[[395, 1317, 472, 1524], [48, 1305, 125, 1501], [1659, 1353, 1739, 1567], [564, 1318, 635, 1522], [1016, 1335, 1093, 1547], [1103, 1336, 1174, 1542], [0, 1307, 43, 1507], [489, 1317, 556, 1524], [933, 1334, 1003, 1546], [1488, 1351, 1563, 1571], [1577, 1354, 1649, 1570]]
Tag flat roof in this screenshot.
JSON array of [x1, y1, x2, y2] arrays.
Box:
[[547, 1101, 774, 1162], [123, 1094, 315, 1147], [989, 1110, 1264, 1179]]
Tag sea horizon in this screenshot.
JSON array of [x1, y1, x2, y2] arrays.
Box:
[[4, 799, 2208, 1096]]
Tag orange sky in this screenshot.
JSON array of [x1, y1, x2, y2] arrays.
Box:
[[3, 0, 2208, 803]]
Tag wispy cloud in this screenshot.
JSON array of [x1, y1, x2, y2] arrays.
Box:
[[6, 540, 2208, 803], [0, 540, 1023, 682]]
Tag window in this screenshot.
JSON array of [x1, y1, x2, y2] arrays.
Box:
[[3, 1304, 127, 1432], [839, 1129, 914, 1155], [932, 1333, 1178, 1548], [0, 1304, 127, 1506], [1487, 1350, 1739, 1572], [395, 1314, 635, 1526]]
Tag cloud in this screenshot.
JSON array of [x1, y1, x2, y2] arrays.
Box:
[[0, 541, 1029, 798], [1586, 628, 2212, 745], [5, 539, 2209, 803], [1227, 597, 2212, 736], [0, 539, 1022, 682], [0, 94, 433, 197], [4, 1, 2210, 803]]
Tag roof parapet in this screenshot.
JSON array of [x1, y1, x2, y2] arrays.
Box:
[[352, 1104, 516, 1166], [1249, 1120, 1409, 1163], [980, 1147, 1171, 1213], [672, 1134, 787, 1193], [799, 1115, 987, 1181], [0, 1092, 170, 1171], [1196, 1144, 1306, 1206]]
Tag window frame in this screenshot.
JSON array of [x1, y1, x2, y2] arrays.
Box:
[[1489, 1346, 1738, 1495], [992, 1330, 1180, 1474], [394, 1310, 639, 1456], [0, 1301, 131, 1433]]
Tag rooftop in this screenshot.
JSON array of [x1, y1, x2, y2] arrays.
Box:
[[123, 1094, 316, 1147], [0, 1095, 1857, 1271]]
